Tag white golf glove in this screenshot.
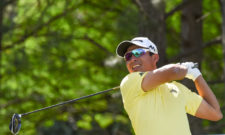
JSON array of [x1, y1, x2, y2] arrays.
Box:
[[180, 62, 202, 81]]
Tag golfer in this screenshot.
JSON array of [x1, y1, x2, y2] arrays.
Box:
[[116, 37, 223, 135]]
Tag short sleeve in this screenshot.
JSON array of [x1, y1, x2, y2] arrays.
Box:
[[120, 72, 148, 107], [174, 82, 203, 116]]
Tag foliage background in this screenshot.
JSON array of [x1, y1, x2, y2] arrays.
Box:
[[0, 0, 224, 135]]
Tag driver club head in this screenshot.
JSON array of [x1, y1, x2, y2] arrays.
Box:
[[9, 113, 22, 135]]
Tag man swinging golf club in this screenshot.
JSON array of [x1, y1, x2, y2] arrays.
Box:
[[116, 37, 223, 135]]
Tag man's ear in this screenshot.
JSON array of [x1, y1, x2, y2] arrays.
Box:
[[153, 54, 159, 64]]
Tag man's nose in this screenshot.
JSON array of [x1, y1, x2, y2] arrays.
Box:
[[130, 55, 138, 62]]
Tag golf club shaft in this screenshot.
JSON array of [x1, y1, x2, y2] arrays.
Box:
[[21, 86, 120, 117], [20, 64, 198, 116]]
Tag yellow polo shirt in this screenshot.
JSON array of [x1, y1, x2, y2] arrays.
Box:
[[120, 72, 203, 135]]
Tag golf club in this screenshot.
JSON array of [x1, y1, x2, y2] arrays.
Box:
[[9, 63, 199, 135], [9, 86, 120, 135]]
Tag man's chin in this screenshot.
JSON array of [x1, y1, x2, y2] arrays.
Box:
[[130, 69, 142, 73]]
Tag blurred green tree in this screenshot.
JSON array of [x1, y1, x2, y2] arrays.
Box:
[[0, 0, 224, 135]]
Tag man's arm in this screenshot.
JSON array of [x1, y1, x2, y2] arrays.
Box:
[[194, 76, 223, 121], [142, 64, 187, 92]]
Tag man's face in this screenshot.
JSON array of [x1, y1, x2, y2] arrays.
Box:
[[125, 45, 159, 73]]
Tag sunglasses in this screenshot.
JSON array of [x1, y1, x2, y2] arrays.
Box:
[[124, 48, 149, 61]]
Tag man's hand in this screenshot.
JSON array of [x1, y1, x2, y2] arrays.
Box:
[[180, 62, 202, 81]]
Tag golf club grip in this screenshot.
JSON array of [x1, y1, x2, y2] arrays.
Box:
[[193, 63, 198, 68]]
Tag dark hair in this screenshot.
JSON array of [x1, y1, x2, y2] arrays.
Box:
[[149, 52, 154, 56]]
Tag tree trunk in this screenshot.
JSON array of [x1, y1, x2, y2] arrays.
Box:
[[219, 0, 225, 99], [0, 0, 3, 53], [0, 0, 4, 82], [181, 0, 203, 134], [134, 0, 167, 67], [181, 0, 203, 63]]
